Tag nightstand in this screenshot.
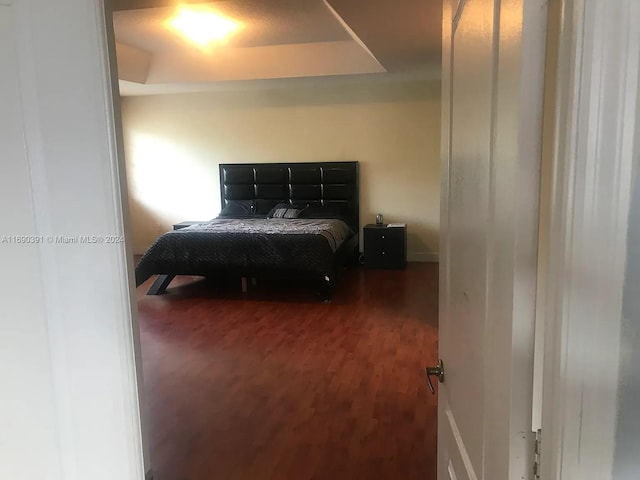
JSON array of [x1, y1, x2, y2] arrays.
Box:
[[363, 224, 407, 269], [172, 221, 203, 230]]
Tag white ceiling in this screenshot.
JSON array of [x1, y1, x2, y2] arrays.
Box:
[[112, 0, 442, 95]]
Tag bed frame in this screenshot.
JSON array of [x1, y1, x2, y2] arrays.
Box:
[[145, 161, 360, 299]]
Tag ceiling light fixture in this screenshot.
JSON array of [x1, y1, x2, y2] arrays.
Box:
[[168, 5, 239, 47]]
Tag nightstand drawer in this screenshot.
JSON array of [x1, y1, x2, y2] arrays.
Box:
[[363, 224, 407, 269]]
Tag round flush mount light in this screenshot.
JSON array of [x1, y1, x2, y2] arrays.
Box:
[[168, 5, 240, 47]]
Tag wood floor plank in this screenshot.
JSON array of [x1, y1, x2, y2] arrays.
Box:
[[136, 264, 438, 480]]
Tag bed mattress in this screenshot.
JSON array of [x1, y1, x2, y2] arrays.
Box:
[[135, 218, 353, 285]]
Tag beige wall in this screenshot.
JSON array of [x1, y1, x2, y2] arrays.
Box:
[[121, 79, 441, 260]]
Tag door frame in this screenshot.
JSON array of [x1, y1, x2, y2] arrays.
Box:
[[539, 1, 640, 478], [6, 0, 147, 478]]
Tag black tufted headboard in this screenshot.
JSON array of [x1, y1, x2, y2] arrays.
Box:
[[219, 161, 360, 233]]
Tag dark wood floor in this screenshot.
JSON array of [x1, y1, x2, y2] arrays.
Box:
[[136, 264, 439, 480]]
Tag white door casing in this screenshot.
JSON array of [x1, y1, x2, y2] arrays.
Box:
[[438, 0, 547, 479], [0, 5, 62, 477], [0, 0, 146, 479], [539, 1, 640, 479]]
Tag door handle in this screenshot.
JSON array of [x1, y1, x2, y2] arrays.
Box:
[[425, 359, 445, 394]]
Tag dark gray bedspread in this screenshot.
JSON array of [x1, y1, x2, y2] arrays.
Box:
[[135, 218, 353, 285]]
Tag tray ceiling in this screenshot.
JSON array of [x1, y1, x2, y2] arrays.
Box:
[[112, 0, 441, 95]]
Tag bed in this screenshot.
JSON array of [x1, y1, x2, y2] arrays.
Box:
[[135, 161, 360, 300]]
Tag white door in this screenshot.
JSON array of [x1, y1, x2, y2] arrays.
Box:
[[437, 1, 547, 479]]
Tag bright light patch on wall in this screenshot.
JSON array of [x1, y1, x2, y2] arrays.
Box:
[[128, 133, 218, 222], [168, 5, 239, 47]]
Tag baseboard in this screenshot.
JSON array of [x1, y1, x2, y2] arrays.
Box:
[[407, 252, 439, 263]]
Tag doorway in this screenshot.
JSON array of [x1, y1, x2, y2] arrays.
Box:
[[110, 1, 443, 479]]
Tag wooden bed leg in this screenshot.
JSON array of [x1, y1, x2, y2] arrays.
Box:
[[241, 276, 248, 293], [147, 274, 175, 295]]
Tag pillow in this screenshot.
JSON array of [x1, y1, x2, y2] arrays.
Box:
[[218, 200, 255, 218], [267, 202, 306, 219]]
